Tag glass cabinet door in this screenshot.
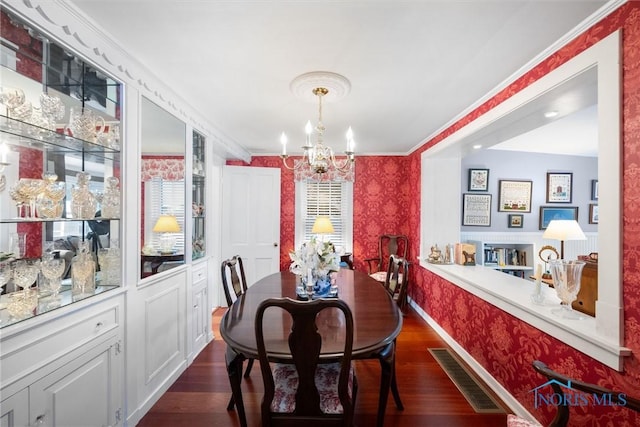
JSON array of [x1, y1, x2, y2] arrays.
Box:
[[192, 131, 205, 260]]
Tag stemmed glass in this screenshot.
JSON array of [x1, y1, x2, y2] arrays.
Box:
[[9, 182, 29, 218], [549, 260, 586, 319], [41, 254, 65, 299], [13, 259, 40, 295], [18, 178, 46, 219], [37, 172, 66, 218]]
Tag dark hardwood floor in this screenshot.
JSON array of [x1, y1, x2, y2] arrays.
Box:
[[137, 307, 510, 427]]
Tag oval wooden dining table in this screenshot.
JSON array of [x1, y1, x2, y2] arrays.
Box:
[[220, 268, 404, 427]]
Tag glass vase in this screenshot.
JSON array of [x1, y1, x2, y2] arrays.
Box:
[[550, 260, 586, 319]]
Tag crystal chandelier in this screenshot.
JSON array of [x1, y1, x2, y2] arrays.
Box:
[[280, 86, 355, 182]]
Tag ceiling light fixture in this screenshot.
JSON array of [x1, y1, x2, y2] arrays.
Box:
[[280, 72, 355, 182], [544, 110, 559, 118]]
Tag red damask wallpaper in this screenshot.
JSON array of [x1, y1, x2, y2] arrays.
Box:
[[406, 3, 640, 426], [229, 156, 409, 272], [231, 4, 640, 425]]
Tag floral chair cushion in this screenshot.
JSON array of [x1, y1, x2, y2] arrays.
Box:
[[270, 362, 355, 414], [506, 414, 542, 427]]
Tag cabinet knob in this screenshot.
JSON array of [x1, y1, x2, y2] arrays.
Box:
[[35, 414, 45, 425], [273, 242, 278, 247], [96, 322, 103, 329]]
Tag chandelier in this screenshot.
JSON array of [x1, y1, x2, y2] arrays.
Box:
[[280, 85, 355, 182]]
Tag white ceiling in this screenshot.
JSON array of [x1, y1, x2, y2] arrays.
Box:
[[68, 0, 609, 158]]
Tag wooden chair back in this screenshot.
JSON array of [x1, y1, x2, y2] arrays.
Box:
[[255, 297, 356, 427], [532, 360, 640, 426], [221, 255, 248, 306], [384, 254, 410, 311], [366, 234, 408, 274]]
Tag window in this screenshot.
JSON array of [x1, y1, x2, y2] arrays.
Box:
[[144, 177, 185, 252], [295, 180, 353, 252]]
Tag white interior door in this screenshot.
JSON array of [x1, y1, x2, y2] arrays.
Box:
[[222, 165, 281, 288]]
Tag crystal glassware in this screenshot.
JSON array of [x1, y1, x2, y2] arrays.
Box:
[[71, 241, 95, 297], [18, 178, 46, 219], [9, 182, 29, 218], [41, 254, 65, 298], [549, 260, 586, 319], [101, 176, 120, 218], [9, 232, 27, 259], [7, 289, 38, 320], [39, 93, 65, 130], [13, 259, 40, 294], [71, 172, 97, 219], [67, 107, 106, 142], [0, 88, 25, 110], [37, 172, 66, 218]]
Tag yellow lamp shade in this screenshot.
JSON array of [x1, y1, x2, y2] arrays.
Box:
[[312, 216, 334, 234], [153, 215, 181, 233]]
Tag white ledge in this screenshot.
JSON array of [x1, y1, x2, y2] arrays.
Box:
[[420, 261, 630, 371]]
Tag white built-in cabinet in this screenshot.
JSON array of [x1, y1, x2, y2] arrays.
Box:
[[191, 263, 209, 356], [1, 293, 124, 427], [0, 1, 234, 425]]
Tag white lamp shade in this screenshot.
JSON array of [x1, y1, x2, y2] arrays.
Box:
[[311, 216, 334, 234], [542, 220, 586, 241]]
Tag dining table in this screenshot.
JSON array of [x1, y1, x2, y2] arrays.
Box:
[[220, 267, 404, 427]]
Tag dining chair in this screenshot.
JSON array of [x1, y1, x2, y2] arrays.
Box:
[[365, 234, 408, 282], [220, 255, 254, 409], [255, 297, 358, 427], [506, 360, 640, 427], [383, 254, 410, 312]]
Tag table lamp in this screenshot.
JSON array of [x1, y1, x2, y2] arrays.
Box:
[[542, 219, 586, 259], [153, 214, 181, 254], [312, 216, 334, 241]]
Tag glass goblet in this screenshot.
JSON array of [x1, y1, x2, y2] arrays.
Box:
[[9, 182, 28, 218], [549, 260, 586, 319], [41, 255, 65, 298], [18, 178, 46, 219], [13, 260, 40, 295]]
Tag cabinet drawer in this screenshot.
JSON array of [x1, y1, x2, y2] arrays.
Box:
[[192, 263, 208, 285], [1, 300, 121, 387]]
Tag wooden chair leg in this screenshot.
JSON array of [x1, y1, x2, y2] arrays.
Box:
[[243, 359, 254, 378]]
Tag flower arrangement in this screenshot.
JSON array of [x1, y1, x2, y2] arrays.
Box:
[[289, 237, 340, 278]]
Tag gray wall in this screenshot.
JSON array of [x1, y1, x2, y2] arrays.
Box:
[[461, 150, 598, 233]]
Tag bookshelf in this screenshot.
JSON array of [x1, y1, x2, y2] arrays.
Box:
[[468, 240, 535, 278]]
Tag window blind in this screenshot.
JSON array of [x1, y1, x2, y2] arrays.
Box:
[[147, 177, 185, 251], [302, 181, 348, 249]]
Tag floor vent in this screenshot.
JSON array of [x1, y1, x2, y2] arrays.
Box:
[[428, 348, 505, 413]]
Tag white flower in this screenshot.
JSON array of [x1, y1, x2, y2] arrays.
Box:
[[289, 237, 340, 276]]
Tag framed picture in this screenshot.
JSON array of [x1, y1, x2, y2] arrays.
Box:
[[462, 193, 491, 226], [539, 206, 578, 229], [546, 172, 573, 203], [591, 179, 599, 201], [498, 180, 532, 212], [468, 168, 489, 191], [589, 204, 599, 224], [508, 214, 524, 228]]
